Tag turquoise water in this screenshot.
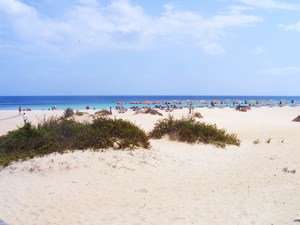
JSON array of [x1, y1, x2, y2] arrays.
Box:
[[0, 96, 299, 110]]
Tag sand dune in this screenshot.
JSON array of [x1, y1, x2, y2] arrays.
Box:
[[0, 107, 300, 225]]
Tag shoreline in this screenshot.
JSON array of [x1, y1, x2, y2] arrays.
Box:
[[1, 95, 300, 111]]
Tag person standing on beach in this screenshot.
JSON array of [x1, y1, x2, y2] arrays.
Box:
[[22, 113, 28, 124], [18, 106, 22, 114]]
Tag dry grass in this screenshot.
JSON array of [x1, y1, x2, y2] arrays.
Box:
[[266, 138, 271, 144], [282, 167, 296, 174], [193, 112, 203, 119], [253, 139, 261, 144], [94, 110, 112, 117], [142, 108, 163, 116]]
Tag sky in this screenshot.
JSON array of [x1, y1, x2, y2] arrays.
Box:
[[0, 0, 300, 96]]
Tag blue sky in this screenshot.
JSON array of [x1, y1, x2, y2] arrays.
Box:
[[1, 0, 300, 95]]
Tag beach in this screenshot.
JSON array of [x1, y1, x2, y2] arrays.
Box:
[[0, 107, 300, 225]]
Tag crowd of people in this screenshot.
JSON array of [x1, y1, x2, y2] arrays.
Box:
[[16, 99, 299, 117]]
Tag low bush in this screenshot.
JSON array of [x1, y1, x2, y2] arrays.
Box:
[[94, 109, 112, 117], [253, 139, 261, 144], [64, 108, 74, 118], [193, 112, 203, 118], [143, 108, 163, 116], [0, 117, 149, 167], [149, 116, 240, 148], [75, 110, 85, 116]]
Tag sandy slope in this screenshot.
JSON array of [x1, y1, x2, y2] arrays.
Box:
[[0, 107, 300, 225]]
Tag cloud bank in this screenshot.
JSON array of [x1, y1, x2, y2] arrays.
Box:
[[0, 0, 261, 56], [240, 0, 300, 10]]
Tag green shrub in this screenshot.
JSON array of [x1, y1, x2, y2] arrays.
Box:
[[193, 112, 203, 118], [64, 108, 74, 118], [0, 117, 149, 167], [143, 108, 163, 116], [94, 109, 112, 117], [149, 116, 240, 148], [75, 110, 85, 116]]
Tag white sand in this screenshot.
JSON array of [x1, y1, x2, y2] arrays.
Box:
[[0, 107, 300, 225]]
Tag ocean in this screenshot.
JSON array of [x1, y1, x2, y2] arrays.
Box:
[[0, 96, 299, 110]]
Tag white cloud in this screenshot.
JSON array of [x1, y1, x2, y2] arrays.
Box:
[[251, 47, 267, 54], [279, 21, 300, 31], [260, 66, 300, 75], [240, 0, 300, 10], [201, 42, 226, 55], [0, 0, 261, 56], [0, 0, 34, 14]]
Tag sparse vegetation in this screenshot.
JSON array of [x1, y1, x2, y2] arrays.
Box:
[[0, 117, 149, 167], [292, 115, 300, 122], [282, 167, 296, 174], [64, 108, 74, 118], [142, 108, 163, 116], [253, 139, 261, 144], [193, 112, 203, 119], [75, 110, 85, 116], [149, 116, 240, 148], [94, 109, 112, 117]]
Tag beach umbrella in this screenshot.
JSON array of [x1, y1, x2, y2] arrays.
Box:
[[211, 100, 221, 103], [116, 102, 124, 105], [233, 100, 241, 103], [154, 101, 161, 104], [248, 100, 256, 105], [198, 100, 207, 103], [223, 99, 232, 106], [141, 101, 151, 105], [130, 101, 139, 104], [185, 100, 193, 103], [258, 100, 267, 105]]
